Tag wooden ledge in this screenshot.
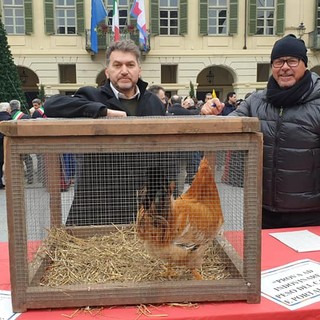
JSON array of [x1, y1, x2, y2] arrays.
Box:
[[0, 116, 260, 137]]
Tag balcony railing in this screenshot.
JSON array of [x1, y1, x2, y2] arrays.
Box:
[[308, 30, 320, 50], [85, 29, 150, 55]]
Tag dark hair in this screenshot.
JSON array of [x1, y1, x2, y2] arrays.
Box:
[[106, 40, 141, 65], [148, 85, 165, 94], [225, 91, 236, 103], [244, 92, 253, 99], [226, 92, 236, 100]]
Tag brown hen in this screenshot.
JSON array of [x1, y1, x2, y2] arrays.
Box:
[[137, 157, 224, 280]]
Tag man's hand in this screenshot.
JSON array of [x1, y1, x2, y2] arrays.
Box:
[[200, 98, 224, 115], [106, 109, 127, 117]]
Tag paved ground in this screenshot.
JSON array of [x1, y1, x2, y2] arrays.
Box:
[[0, 188, 7, 242]]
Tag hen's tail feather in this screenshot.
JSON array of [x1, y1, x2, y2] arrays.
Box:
[[139, 167, 167, 209], [138, 167, 175, 221]]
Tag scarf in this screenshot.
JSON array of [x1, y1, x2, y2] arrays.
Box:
[[266, 70, 312, 108]]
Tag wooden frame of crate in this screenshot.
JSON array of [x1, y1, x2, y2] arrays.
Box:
[[1, 117, 263, 312]]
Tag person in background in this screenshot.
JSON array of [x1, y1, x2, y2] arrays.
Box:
[[9, 99, 33, 184], [234, 92, 253, 109], [148, 84, 167, 108], [202, 94, 224, 115], [44, 40, 224, 226], [244, 91, 253, 99], [205, 92, 213, 102], [169, 95, 222, 116], [230, 34, 320, 229], [222, 91, 237, 116], [31, 98, 46, 118], [194, 92, 213, 109], [168, 95, 194, 116], [182, 97, 200, 115], [0, 102, 11, 189], [9, 99, 29, 120]]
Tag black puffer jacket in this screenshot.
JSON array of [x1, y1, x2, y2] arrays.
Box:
[[231, 72, 320, 213]]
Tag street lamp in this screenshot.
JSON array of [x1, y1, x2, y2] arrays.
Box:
[[297, 22, 306, 39], [206, 68, 214, 84], [20, 69, 28, 84]]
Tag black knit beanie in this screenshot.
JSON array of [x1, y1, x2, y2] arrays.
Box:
[[270, 34, 308, 66]]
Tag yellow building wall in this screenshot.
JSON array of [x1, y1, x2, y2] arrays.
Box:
[[6, 0, 319, 100]]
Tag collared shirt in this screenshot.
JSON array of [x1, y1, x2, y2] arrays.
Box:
[[110, 82, 140, 100]]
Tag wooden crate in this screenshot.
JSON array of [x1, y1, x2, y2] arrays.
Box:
[[0, 116, 263, 312]]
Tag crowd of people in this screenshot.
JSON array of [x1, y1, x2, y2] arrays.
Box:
[[0, 35, 319, 229], [147, 86, 250, 118], [0, 98, 73, 191]]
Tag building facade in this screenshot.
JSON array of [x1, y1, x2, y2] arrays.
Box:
[[1, 0, 320, 105]]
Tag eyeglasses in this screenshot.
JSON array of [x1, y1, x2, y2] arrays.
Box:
[[272, 58, 300, 68]]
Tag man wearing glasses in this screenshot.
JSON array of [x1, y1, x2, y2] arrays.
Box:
[[230, 34, 320, 229]]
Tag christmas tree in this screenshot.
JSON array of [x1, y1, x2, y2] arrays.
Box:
[[0, 17, 28, 113], [189, 81, 195, 98], [38, 84, 46, 102]]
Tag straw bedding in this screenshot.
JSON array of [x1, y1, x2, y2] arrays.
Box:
[[38, 226, 232, 286]]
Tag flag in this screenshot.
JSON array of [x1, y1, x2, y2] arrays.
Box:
[[212, 89, 217, 98], [90, 0, 108, 54], [112, 0, 120, 41], [130, 0, 148, 50]]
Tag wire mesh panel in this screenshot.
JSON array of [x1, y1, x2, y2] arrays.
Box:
[[1, 117, 262, 312]]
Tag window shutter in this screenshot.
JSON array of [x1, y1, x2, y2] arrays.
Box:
[[276, 0, 285, 35], [179, 0, 187, 35], [44, 0, 55, 34], [150, 0, 159, 35], [24, 0, 33, 34], [248, 0, 256, 36], [199, 0, 208, 35], [76, 0, 85, 34], [315, 1, 319, 31], [229, 0, 238, 35]]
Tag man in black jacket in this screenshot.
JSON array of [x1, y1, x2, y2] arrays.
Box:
[[221, 91, 237, 116], [44, 40, 166, 225]]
